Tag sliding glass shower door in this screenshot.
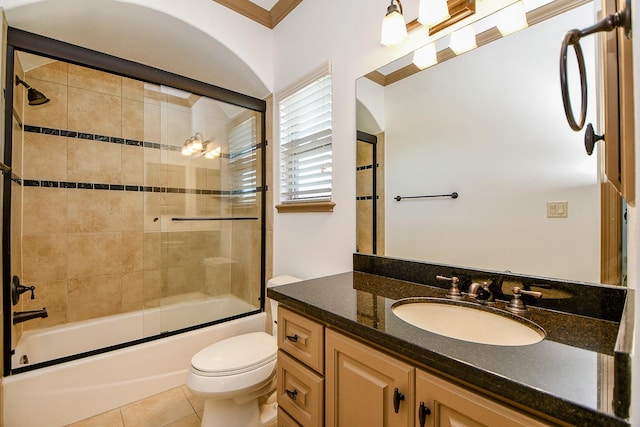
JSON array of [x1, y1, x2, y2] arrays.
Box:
[[146, 86, 264, 336], [5, 47, 265, 373]]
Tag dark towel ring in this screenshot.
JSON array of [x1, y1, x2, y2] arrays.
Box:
[[560, 30, 587, 131], [559, 0, 632, 132]]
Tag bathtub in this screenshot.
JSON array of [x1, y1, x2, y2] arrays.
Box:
[[12, 292, 257, 367], [3, 294, 266, 427]]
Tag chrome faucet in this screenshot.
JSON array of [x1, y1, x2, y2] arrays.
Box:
[[13, 307, 48, 324]]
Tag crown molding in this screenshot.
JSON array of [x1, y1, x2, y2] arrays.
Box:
[[212, 0, 302, 29]]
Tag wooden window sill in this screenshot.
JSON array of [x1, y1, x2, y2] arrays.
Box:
[[276, 201, 335, 213]]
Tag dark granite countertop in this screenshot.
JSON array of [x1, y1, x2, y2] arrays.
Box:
[[268, 269, 631, 427]]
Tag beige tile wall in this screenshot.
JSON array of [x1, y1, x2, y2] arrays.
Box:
[[15, 59, 265, 339], [11, 57, 25, 347]]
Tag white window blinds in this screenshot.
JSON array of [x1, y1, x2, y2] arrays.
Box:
[[229, 117, 257, 205], [279, 69, 332, 203]]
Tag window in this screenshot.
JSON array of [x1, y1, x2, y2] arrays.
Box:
[[277, 64, 334, 212], [229, 116, 258, 205]]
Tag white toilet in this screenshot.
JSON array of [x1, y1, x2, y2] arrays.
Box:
[[186, 275, 301, 427]]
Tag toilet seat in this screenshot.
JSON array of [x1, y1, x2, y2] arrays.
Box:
[[191, 332, 277, 377]]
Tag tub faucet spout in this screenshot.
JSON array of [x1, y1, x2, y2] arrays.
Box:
[[13, 307, 48, 324]]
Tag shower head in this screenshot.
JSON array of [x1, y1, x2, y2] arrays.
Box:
[[15, 76, 50, 106]]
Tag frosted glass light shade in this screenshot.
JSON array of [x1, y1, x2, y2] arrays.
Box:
[[191, 138, 203, 152], [381, 10, 408, 46], [450, 26, 477, 55], [205, 146, 221, 159], [418, 0, 450, 27], [413, 43, 438, 69], [496, 2, 528, 36]]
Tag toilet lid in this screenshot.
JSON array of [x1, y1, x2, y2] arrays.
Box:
[[191, 332, 277, 377]]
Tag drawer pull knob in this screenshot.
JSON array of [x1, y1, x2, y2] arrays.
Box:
[[418, 402, 431, 427], [285, 334, 299, 342], [285, 388, 298, 400], [393, 388, 405, 413]]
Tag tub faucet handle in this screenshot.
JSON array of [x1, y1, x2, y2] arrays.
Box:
[[10, 275, 36, 305]]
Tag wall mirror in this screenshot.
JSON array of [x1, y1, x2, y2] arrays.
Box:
[[356, 0, 626, 286]]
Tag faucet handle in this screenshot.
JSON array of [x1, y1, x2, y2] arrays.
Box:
[[436, 275, 462, 300], [506, 287, 542, 313], [519, 288, 543, 298], [10, 275, 36, 305]]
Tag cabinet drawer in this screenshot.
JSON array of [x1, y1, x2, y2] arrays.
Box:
[[278, 307, 324, 374], [277, 350, 324, 427], [277, 407, 301, 427]]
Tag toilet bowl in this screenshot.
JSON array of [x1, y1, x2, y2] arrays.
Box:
[[186, 275, 301, 427]]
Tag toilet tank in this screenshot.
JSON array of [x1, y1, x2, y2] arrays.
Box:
[[266, 276, 302, 336]]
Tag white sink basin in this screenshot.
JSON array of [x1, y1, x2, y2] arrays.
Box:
[[391, 299, 545, 346]]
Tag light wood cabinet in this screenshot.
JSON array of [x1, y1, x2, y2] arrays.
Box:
[[415, 369, 554, 427], [277, 407, 302, 427], [277, 307, 558, 427], [326, 329, 414, 427], [277, 307, 325, 427]]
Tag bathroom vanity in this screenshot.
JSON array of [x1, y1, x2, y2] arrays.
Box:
[[269, 254, 632, 427]]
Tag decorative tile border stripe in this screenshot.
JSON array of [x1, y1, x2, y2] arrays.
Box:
[[24, 125, 264, 158], [25, 125, 177, 151], [355, 163, 379, 171], [356, 195, 379, 201], [20, 179, 262, 195]]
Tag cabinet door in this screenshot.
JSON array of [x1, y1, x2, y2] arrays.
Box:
[[326, 329, 414, 427], [415, 369, 554, 427]]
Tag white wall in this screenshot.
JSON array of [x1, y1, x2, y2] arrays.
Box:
[[271, 0, 418, 279], [384, 4, 600, 282], [2, 0, 274, 98]]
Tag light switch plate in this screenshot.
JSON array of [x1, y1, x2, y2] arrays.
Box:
[[547, 201, 568, 218]]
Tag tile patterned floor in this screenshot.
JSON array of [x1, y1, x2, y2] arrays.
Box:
[[66, 385, 204, 427]]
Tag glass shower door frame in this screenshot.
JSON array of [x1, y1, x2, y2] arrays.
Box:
[[2, 27, 267, 376]]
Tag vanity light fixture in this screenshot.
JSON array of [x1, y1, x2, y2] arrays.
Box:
[[495, 1, 528, 36], [182, 133, 204, 156], [449, 25, 477, 54], [181, 132, 220, 159], [418, 0, 450, 27], [204, 146, 222, 159], [412, 43, 438, 69], [381, 0, 408, 46]]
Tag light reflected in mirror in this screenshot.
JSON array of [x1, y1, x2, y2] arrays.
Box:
[[356, 0, 626, 286]]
